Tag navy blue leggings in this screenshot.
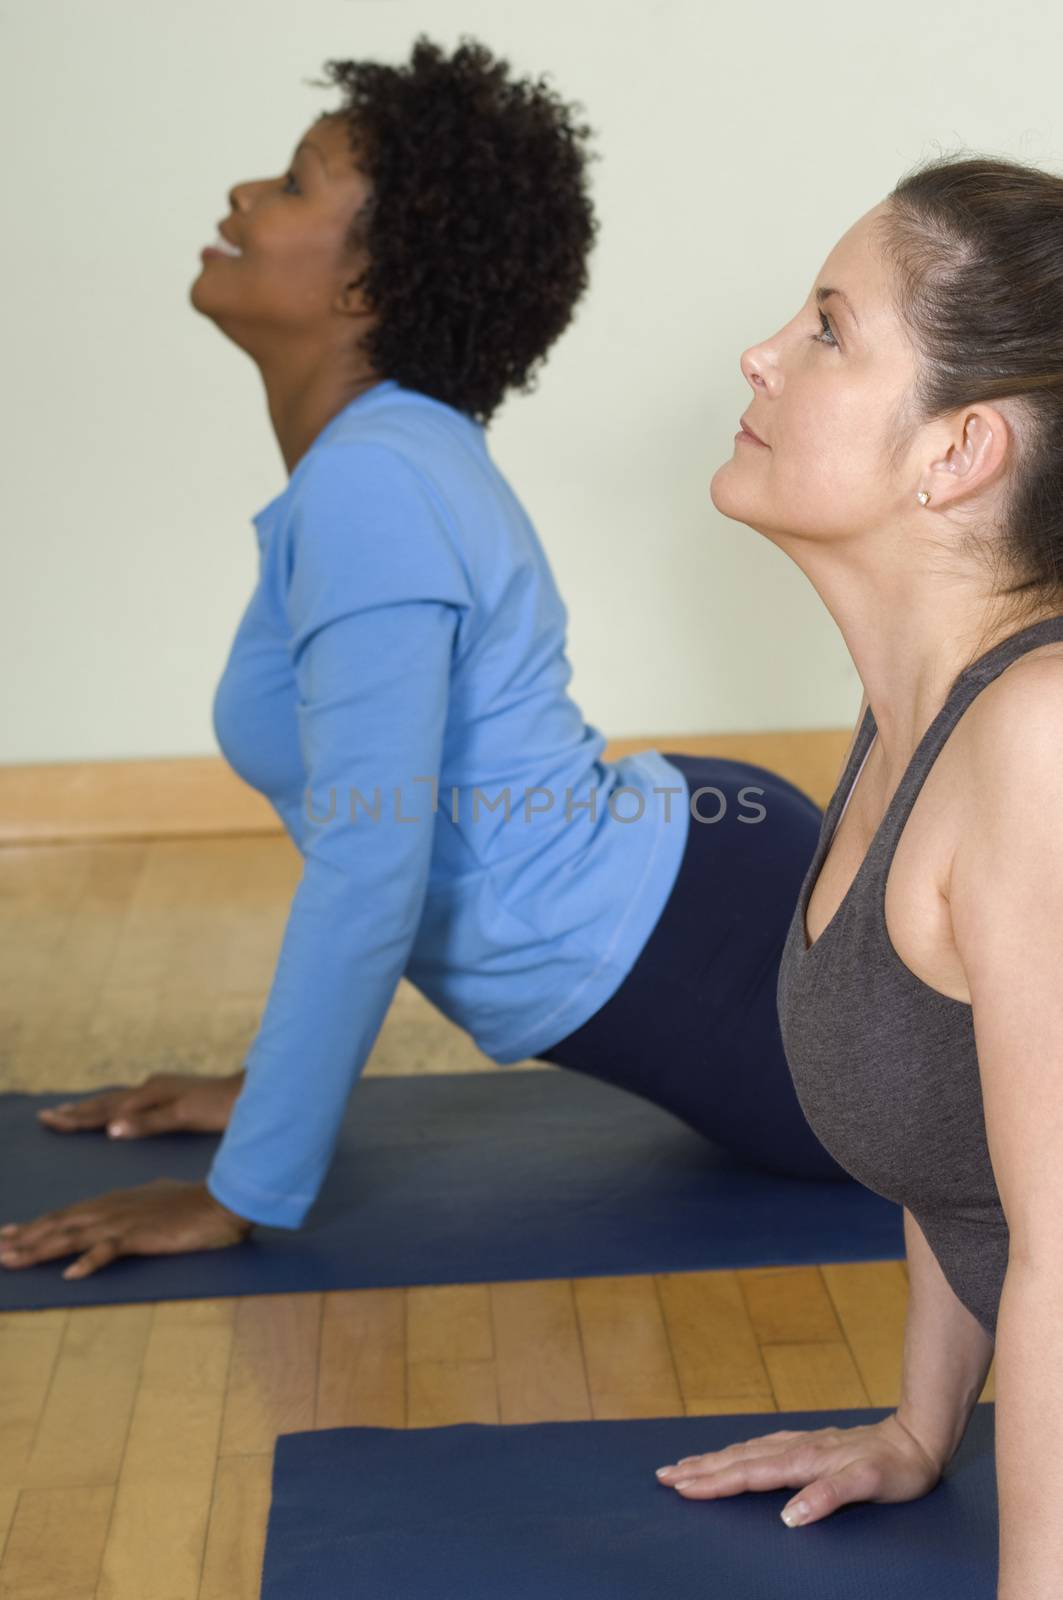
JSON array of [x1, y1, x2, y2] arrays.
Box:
[[536, 753, 850, 1183]]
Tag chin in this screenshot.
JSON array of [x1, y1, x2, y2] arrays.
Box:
[[187, 274, 225, 325], [709, 458, 755, 523]]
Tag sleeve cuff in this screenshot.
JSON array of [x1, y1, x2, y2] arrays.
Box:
[[205, 1166, 312, 1231]]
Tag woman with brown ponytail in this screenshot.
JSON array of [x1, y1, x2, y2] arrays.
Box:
[[655, 156, 1063, 1595]]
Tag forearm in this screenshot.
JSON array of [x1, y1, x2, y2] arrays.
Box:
[[206, 782, 436, 1222], [994, 1260, 1063, 1598], [893, 1207, 995, 1471], [208, 567, 459, 1226], [206, 881, 411, 1227]]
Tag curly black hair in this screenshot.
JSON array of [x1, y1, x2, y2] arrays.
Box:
[[306, 35, 599, 426]]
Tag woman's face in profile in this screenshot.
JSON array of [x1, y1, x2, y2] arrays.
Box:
[[189, 113, 373, 349], [711, 199, 921, 547]]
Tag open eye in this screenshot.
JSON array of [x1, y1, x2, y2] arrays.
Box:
[[813, 310, 838, 348], [281, 171, 300, 194]]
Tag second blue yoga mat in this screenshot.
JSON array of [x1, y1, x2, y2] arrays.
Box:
[[0, 1069, 903, 1310], [262, 1404, 998, 1598]]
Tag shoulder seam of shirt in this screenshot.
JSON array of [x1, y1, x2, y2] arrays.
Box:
[[289, 437, 477, 612], [303, 437, 466, 539]]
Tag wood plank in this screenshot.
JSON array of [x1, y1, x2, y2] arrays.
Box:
[[0, 729, 850, 846], [24, 1304, 153, 1488], [761, 1341, 872, 1412], [819, 1260, 908, 1407], [406, 1283, 499, 1427], [656, 1270, 775, 1414], [316, 1291, 405, 1429], [573, 1277, 683, 1419], [145, 841, 268, 1074], [153, 1299, 236, 1327], [0, 846, 97, 1086], [406, 1360, 499, 1428], [198, 1454, 272, 1600], [0, 1310, 68, 1334], [0, 757, 277, 846], [0, 1313, 67, 1490], [739, 1265, 843, 1344], [66, 840, 288, 1095], [9, 845, 147, 1087], [406, 1285, 493, 1365], [0, 1483, 113, 1595], [820, 1262, 983, 1407], [490, 1280, 591, 1424], [219, 1295, 321, 1457], [96, 1309, 233, 1600], [0, 1487, 18, 1563], [5, 837, 174, 1092]]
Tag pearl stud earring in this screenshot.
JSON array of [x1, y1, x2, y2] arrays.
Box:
[[917, 490, 931, 506]]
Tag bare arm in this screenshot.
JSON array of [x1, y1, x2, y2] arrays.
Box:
[[947, 665, 1063, 1595], [893, 1206, 994, 1471]]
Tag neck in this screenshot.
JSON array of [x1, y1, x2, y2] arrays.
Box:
[[775, 523, 1056, 773], [256, 353, 383, 476]]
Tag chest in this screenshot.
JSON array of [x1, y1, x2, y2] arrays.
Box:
[[804, 726, 970, 1003], [804, 642, 1063, 1001], [212, 579, 308, 804]]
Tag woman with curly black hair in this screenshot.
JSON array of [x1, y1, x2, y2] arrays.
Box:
[[1, 36, 844, 1277]]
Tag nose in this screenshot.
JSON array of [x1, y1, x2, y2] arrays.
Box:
[[740, 340, 778, 395], [228, 177, 263, 215]]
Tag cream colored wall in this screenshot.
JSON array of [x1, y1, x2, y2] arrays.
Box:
[[3, 0, 1059, 762]]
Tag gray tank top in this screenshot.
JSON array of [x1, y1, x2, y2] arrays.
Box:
[[776, 613, 1063, 1339]]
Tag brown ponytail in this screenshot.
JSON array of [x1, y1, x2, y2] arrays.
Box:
[[876, 153, 1063, 623]]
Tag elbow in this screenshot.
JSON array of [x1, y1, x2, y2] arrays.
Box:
[[1000, 1251, 1063, 1315]]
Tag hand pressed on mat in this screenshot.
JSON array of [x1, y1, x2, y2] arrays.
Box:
[[36, 1071, 245, 1138], [655, 1414, 943, 1529], [0, 1179, 251, 1278]]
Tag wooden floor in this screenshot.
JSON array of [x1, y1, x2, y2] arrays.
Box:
[[0, 821, 996, 1599]]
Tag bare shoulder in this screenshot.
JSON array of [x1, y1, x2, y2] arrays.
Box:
[[946, 649, 1063, 1032], [967, 642, 1063, 726], [955, 644, 1063, 789]]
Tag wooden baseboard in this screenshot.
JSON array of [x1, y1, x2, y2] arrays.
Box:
[[0, 729, 853, 846]]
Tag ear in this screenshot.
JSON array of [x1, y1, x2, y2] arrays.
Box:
[[924, 405, 1012, 506], [336, 279, 370, 318]]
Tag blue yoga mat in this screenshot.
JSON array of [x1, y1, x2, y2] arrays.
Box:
[[262, 1403, 998, 1598], [0, 1071, 903, 1310]]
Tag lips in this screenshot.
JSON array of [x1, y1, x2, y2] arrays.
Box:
[[740, 417, 767, 445], [212, 222, 242, 256]]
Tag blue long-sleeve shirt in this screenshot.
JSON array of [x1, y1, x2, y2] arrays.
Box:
[[208, 379, 690, 1226]]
